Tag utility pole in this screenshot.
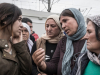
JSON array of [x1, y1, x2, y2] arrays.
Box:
[[47, 0, 51, 12]]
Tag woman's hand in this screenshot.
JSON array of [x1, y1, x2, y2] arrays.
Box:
[[32, 48, 46, 70], [11, 32, 23, 44]]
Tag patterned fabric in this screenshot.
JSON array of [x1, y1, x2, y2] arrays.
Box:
[[87, 50, 100, 65], [88, 15, 100, 27], [62, 8, 86, 75]]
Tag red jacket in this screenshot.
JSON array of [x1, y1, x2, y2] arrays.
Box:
[[32, 33, 39, 41]]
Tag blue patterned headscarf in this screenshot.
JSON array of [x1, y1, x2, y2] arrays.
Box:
[[62, 8, 87, 75]]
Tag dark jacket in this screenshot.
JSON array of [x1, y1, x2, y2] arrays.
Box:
[[31, 39, 57, 75], [70, 52, 89, 75], [0, 39, 32, 75], [42, 36, 85, 75], [30, 34, 35, 43]]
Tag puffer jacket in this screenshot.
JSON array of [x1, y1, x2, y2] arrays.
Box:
[[0, 39, 32, 75]]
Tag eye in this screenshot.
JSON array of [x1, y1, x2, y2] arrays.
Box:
[[25, 30, 28, 32], [87, 30, 91, 34], [18, 17, 22, 22], [63, 19, 67, 23], [51, 24, 56, 27], [46, 24, 49, 27]]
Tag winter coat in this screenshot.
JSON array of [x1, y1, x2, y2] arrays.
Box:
[[0, 39, 32, 75], [42, 36, 85, 75]]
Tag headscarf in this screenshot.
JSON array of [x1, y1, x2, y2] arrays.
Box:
[[76, 15, 100, 75], [22, 22, 33, 53], [87, 15, 100, 27], [41, 14, 64, 43], [62, 8, 87, 75]]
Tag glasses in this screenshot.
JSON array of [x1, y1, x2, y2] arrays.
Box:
[[73, 52, 81, 62]]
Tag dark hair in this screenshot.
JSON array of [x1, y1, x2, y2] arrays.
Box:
[[87, 18, 100, 41], [59, 9, 75, 20], [22, 18, 32, 24], [0, 3, 22, 30]]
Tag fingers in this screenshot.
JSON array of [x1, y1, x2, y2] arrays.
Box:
[[32, 48, 45, 66], [38, 73, 42, 75], [12, 32, 23, 44]]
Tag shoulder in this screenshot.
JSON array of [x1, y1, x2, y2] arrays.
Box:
[[59, 36, 67, 43]]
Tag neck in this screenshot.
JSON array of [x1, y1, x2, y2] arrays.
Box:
[[0, 29, 11, 41], [95, 50, 100, 56]]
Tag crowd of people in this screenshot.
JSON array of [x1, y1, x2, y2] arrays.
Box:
[[0, 2, 100, 75]]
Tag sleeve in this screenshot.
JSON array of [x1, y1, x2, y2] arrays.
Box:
[[31, 42, 40, 75], [13, 41, 32, 75], [43, 39, 61, 74]]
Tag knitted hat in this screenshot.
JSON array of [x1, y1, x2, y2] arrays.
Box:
[[87, 15, 100, 27], [46, 14, 62, 30]]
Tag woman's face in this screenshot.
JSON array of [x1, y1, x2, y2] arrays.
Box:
[[12, 15, 23, 37], [45, 19, 60, 38], [85, 21, 100, 54], [22, 27, 29, 41], [60, 16, 78, 36]]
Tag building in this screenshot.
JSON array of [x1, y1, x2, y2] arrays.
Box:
[[21, 8, 59, 37]]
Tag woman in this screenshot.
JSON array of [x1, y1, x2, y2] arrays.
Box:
[[0, 3, 32, 75], [22, 23, 33, 54], [31, 14, 64, 75], [32, 8, 87, 75], [70, 15, 100, 75]]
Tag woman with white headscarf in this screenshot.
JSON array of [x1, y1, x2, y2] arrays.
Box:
[[22, 22, 33, 53]]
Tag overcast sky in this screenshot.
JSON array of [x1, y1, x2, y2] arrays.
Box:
[[0, 0, 100, 16]]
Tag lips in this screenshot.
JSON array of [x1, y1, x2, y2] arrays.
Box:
[[65, 29, 69, 34]]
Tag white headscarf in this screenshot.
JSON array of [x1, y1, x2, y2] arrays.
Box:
[[22, 22, 33, 53]]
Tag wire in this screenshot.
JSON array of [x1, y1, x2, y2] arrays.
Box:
[[42, 0, 48, 10]]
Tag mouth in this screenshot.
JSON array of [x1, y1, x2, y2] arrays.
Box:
[[86, 42, 90, 45], [47, 32, 52, 35], [65, 29, 69, 34]]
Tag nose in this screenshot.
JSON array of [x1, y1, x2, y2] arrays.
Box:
[[22, 30, 26, 35], [62, 23, 66, 30], [20, 23, 23, 28], [48, 26, 52, 31], [84, 32, 88, 40]]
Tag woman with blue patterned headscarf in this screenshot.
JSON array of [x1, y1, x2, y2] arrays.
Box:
[[31, 8, 87, 75]]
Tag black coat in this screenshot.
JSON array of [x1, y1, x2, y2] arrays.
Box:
[[30, 34, 35, 43]]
